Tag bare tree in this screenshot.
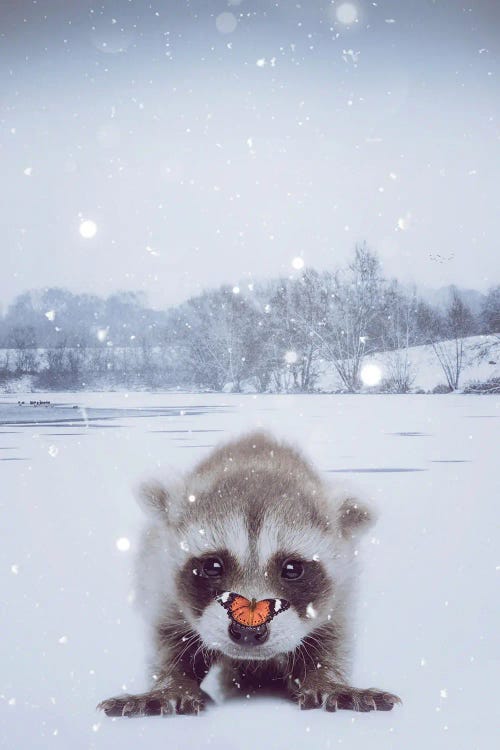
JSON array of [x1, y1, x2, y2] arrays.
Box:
[[480, 285, 500, 335], [267, 269, 328, 392], [178, 287, 260, 391], [43, 341, 67, 386], [430, 288, 476, 390], [319, 244, 385, 391], [380, 282, 418, 392], [8, 326, 38, 374]]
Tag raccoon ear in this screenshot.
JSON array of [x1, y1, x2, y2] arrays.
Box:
[[338, 497, 376, 539], [135, 479, 170, 518]]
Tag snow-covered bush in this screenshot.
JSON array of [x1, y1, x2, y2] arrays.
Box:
[[432, 383, 453, 394], [462, 377, 500, 394]]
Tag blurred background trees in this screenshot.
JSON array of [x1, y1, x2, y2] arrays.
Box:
[[0, 247, 497, 392]]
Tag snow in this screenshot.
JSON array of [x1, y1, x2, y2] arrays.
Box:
[[115, 538, 131, 552], [215, 13, 238, 35], [79, 220, 98, 239], [335, 4, 359, 25], [306, 602, 317, 619], [360, 363, 383, 387], [1, 391, 498, 749]]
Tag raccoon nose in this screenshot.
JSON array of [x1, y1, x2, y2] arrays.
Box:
[[228, 622, 269, 646]]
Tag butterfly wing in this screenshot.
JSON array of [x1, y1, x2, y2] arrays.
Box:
[[249, 600, 272, 627], [216, 592, 250, 622], [230, 597, 256, 627], [258, 598, 290, 624], [216, 592, 290, 627]]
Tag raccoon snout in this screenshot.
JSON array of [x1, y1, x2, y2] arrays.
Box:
[[228, 622, 269, 646]]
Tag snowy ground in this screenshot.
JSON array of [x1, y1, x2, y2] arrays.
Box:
[[317, 334, 499, 393], [1, 392, 498, 750]]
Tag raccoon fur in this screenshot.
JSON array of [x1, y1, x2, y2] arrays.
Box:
[[98, 431, 400, 716]]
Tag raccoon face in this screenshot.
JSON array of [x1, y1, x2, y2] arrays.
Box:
[[136, 433, 374, 663], [174, 517, 344, 662]]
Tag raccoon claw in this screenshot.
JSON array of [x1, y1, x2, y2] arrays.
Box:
[[175, 695, 205, 715], [297, 689, 324, 710], [294, 685, 401, 713], [97, 689, 206, 717]]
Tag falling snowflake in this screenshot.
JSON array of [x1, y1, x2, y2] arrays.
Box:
[[397, 214, 412, 231], [306, 602, 317, 618], [360, 363, 382, 387], [342, 49, 360, 65], [79, 219, 98, 239], [335, 3, 359, 25], [216, 12, 237, 34]]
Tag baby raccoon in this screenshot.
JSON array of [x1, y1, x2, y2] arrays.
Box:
[[98, 431, 400, 717]]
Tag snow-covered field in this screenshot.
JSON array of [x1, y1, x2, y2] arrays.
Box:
[[317, 334, 499, 393], [1, 392, 498, 750]]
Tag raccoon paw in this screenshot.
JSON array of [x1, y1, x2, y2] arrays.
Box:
[[295, 684, 401, 712], [97, 688, 206, 717], [323, 686, 401, 713]]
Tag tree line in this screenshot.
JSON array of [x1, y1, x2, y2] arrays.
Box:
[[0, 245, 498, 392]]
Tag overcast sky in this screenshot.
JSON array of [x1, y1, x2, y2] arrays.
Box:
[[1, 0, 499, 310]]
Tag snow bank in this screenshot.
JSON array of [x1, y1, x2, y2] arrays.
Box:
[[317, 334, 499, 392]]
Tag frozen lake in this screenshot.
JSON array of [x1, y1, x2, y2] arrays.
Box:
[[1, 392, 498, 750]]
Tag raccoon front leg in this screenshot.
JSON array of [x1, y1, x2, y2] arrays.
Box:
[[98, 627, 213, 717], [287, 630, 401, 713], [291, 678, 401, 712], [97, 682, 206, 717]]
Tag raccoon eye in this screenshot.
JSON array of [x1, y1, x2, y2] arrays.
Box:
[[201, 557, 224, 578], [281, 559, 304, 580]]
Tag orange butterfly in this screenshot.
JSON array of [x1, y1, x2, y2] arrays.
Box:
[[216, 591, 290, 628]]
